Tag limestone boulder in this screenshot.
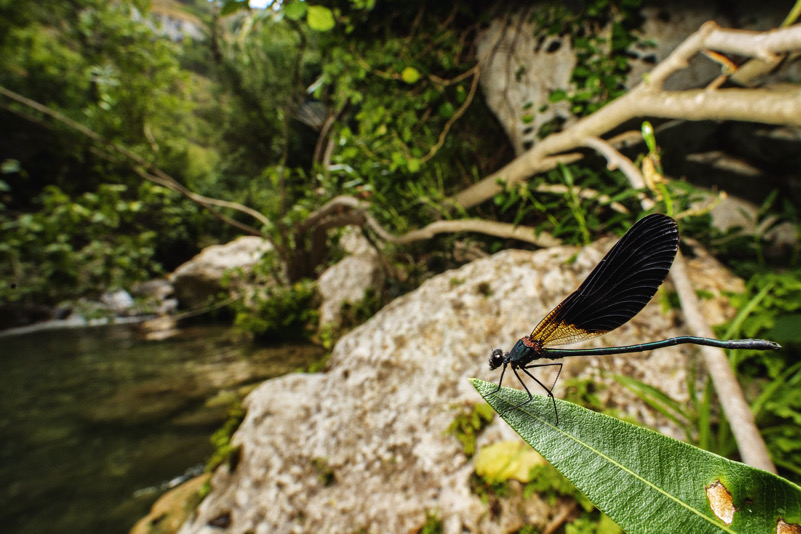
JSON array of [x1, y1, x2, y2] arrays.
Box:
[[170, 237, 273, 310], [178, 240, 744, 534], [317, 228, 383, 330]]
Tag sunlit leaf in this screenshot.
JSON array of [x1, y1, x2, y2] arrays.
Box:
[[307, 5, 335, 32], [401, 66, 421, 84], [220, 0, 249, 16], [283, 2, 308, 21]]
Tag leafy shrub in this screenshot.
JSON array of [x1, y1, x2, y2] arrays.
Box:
[[232, 279, 320, 341]]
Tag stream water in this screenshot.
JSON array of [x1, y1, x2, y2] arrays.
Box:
[[0, 323, 325, 534]]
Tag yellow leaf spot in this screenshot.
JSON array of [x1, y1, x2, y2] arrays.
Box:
[[706, 481, 736, 525], [777, 517, 801, 534]]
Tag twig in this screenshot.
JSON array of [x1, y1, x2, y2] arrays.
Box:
[[534, 182, 630, 214], [302, 195, 561, 248], [421, 65, 481, 163], [581, 137, 647, 190]]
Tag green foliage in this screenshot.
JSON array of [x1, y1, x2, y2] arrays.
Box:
[[719, 269, 801, 482], [311, 457, 335, 486], [232, 278, 319, 341], [524, 462, 594, 512], [0, 0, 215, 306], [314, 286, 381, 356], [0, 183, 171, 304], [593, 266, 801, 484], [446, 402, 494, 457], [338, 288, 381, 330], [307, 5, 335, 32], [566, 514, 625, 534], [309, 4, 506, 233], [419, 510, 443, 534], [535, 0, 646, 120], [207, 402, 246, 473], [474, 378, 801, 533], [474, 439, 621, 532], [562, 377, 610, 415], [492, 162, 640, 245], [613, 363, 738, 459], [724, 270, 801, 354]]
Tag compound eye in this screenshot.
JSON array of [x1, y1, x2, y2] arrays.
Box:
[[489, 348, 504, 370]]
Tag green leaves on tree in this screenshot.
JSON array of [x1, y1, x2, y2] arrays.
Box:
[[307, 5, 335, 32], [283, 2, 308, 21]]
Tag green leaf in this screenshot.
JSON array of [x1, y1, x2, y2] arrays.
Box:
[[406, 158, 421, 173], [1, 159, 21, 174], [642, 121, 657, 154], [548, 89, 568, 103], [472, 378, 801, 533], [401, 66, 421, 84], [437, 102, 455, 118], [475, 440, 546, 483], [283, 2, 308, 21], [307, 5, 335, 32]]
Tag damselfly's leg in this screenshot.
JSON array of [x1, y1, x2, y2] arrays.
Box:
[[489, 363, 507, 396], [499, 362, 563, 424]]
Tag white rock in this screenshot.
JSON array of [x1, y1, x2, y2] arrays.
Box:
[[179, 240, 744, 533], [170, 237, 273, 309]]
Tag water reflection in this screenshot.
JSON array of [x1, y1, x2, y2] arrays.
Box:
[[0, 323, 324, 534]]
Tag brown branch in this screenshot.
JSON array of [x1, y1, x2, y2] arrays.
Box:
[[629, 87, 801, 125], [421, 65, 481, 163], [454, 22, 801, 210], [382, 219, 560, 247], [302, 195, 561, 248], [581, 137, 646, 189], [534, 182, 631, 214]]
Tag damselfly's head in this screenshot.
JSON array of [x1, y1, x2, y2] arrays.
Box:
[[489, 348, 507, 371]]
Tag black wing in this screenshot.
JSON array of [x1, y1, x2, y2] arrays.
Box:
[[530, 213, 679, 347]]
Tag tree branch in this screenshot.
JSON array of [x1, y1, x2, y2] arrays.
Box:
[[302, 195, 561, 247], [454, 22, 801, 210]]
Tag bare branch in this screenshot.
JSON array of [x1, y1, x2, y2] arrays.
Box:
[[535, 182, 631, 214], [384, 219, 561, 247], [454, 22, 801, 210], [631, 87, 801, 125], [421, 65, 481, 163], [581, 137, 646, 189], [302, 195, 561, 247]]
